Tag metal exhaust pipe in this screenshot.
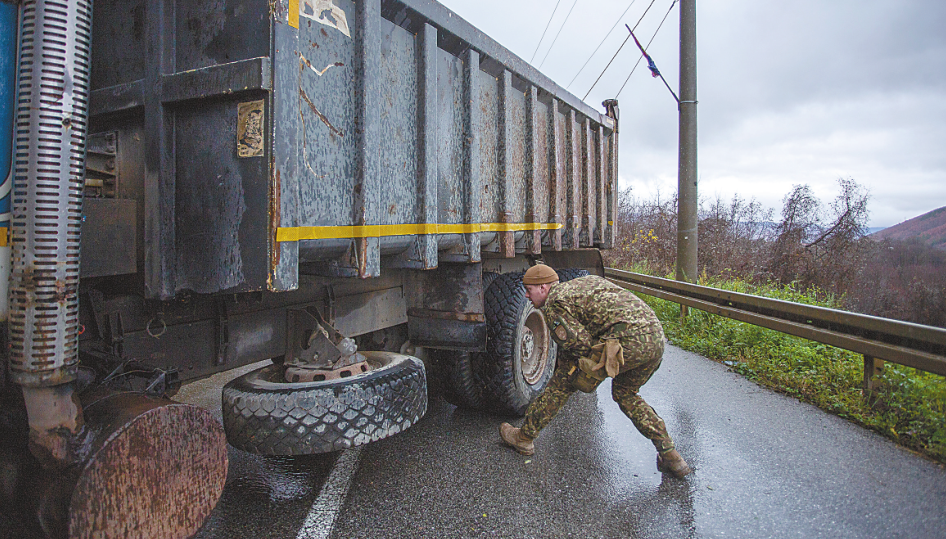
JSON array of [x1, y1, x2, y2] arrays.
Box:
[[9, 0, 93, 465]]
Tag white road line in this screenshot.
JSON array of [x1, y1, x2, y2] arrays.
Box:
[[296, 446, 364, 539]]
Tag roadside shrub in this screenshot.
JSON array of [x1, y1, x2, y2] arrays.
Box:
[[632, 274, 946, 462], [603, 180, 946, 328]]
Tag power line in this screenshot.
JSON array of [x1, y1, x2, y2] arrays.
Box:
[[566, 0, 639, 90], [581, 0, 659, 100], [530, 0, 564, 64], [538, 0, 580, 70], [614, 0, 677, 99]]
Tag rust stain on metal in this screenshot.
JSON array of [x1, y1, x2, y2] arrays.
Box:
[[56, 279, 69, 303], [21, 385, 88, 469], [500, 212, 515, 258], [68, 394, 227, 539], [357, 238, 368, 277], [552, 213, 563, 251], [271, 168, 282, 271], [408, 308, 485, 323], [299, 87, 344, 138], [531, 229, 542, 255]]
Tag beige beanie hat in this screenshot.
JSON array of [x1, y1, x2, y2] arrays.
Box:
[[522, 264, 559, 285]]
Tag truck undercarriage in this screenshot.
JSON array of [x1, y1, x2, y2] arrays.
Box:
[[0, 0, 618, 536]]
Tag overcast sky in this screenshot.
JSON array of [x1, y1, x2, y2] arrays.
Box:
[[438, 0, 946, 228]]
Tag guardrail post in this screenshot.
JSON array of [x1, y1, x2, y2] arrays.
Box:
[[862, 355, 884, 398]]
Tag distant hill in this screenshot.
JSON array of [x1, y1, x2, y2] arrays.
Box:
[[871, 206, 946, 249]]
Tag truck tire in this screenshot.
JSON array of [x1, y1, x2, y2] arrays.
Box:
[[556, 268, 590, 282], [476, 272, 557, 416], [222, 352, 427, 455], [431, 269, 586, 414], [427, 270, 499, 409], [483, 270, 500, 290], [427, 349, 481, 409]]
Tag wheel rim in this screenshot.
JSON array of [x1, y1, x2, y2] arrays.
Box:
[[251, 352, 404, 389], [520, 309, 549, 385]]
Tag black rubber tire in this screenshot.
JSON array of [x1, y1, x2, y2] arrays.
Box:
[[221, 352, 427, 455], [427, 349, 481, 409], [482, 270, 501, 291], [556, 268, 590, 282], [426, 270, 500, 410], [475, 272, 556, 416], [428, 269, 586, 414]]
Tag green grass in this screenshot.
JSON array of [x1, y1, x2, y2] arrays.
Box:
[[628, 270, 946, 462]]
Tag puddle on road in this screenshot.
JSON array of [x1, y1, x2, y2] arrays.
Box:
[[585, 378, 702, 538], [194, 447, 340, 538]]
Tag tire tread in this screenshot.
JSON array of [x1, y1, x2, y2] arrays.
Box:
[[221, 357, 427, 455]]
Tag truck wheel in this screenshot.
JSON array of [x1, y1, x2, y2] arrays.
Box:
[[427, 270, 499, 409], [476, 272, 556, 416], [427, 349, 481, 409], [222, 352, 427, 455], [556, 268, 590, 282], [483, 270, 500, 290]]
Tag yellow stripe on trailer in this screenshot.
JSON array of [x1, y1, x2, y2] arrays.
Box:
[[276, 222, 563, 242], [288, 0, 299, 28]]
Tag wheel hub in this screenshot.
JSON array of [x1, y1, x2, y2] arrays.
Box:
[[521, 329, 535, 360], [520, 310, 550, 385]]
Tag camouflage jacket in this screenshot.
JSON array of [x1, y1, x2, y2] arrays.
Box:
[[541, 275, 664, 360]]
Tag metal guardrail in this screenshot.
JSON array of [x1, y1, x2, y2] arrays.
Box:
[[604, 268, 946, 383]]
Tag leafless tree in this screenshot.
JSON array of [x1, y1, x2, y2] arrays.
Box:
[[699, 194, 774, 280], [767, 178, 870, 296]]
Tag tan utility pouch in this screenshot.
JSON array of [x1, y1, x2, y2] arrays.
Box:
[[583, 339, 625, 377], [566, 364, 603, 393], [567, 339, 626, 393]]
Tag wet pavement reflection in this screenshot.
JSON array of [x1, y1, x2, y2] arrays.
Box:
[[193, 450, 337, 538], [3, 346, 945, 538]]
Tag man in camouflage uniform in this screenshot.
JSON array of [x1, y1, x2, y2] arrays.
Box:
[[499, 264, 692, 478]]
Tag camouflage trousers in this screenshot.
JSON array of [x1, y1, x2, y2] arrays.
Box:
[[520, 340, 674, 453]]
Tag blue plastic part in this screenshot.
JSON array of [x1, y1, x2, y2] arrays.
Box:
[[0, 1, 16, 219]]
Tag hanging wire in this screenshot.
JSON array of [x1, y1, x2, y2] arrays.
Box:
[[530, 0, 564, 63], [566, 0, 639, 90], [581, 0, 658, 101], [614, 0, 677, 99], [538, 0, 581, 70]]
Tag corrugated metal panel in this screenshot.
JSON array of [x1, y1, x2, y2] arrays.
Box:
[[85, 0, 618, 297]]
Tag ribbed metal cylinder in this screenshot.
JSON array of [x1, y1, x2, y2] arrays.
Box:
[[9, 0, 92, 387]]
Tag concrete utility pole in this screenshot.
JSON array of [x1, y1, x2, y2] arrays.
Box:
[[676, 0, 698, 283]]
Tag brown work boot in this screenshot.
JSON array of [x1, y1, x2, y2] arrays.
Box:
[[499, 422, 535, 456], [657, 449, 692, 478]]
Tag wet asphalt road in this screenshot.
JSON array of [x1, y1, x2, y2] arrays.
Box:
[[3, 345, 943, 538], [182, 344, 946, 539]]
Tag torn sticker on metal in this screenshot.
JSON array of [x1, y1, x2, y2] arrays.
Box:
[[237, 100, 265, 158], [300, 0, 351, 38]]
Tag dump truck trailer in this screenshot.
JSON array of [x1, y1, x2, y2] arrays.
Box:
[[0, 0, 619, 536]]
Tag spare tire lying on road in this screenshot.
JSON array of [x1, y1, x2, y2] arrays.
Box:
[[222, 352, 427, 455]]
